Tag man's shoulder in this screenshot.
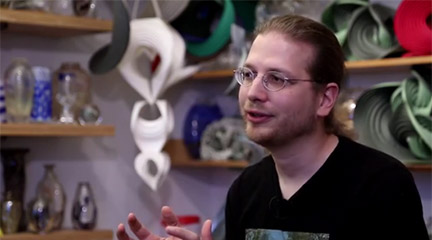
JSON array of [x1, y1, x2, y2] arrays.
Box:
[[336, 136, 412, 177]]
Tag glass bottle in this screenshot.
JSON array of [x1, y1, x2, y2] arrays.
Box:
[[3, 58, 35, 122], [36, 164, 66, 230], [52, 62, 91, 123], [72, 182, 97, 230], [1, 191, 22, 234]]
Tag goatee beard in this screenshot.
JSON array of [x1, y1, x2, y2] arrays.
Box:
[[244, 117, 317, 149]]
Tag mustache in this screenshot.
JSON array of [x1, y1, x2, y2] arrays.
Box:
[[243, 100, 262, 109]]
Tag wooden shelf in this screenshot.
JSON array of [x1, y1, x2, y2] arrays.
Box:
[[345, 55, 432, 69], [190, 56, 432, 79], [0, 8, 112, 37], [0, 123, 115, 136], [2, 229, 112, 240], [164, 139, 249, 168], [164, 139, 431, 171], [404, 163, 432, 172]]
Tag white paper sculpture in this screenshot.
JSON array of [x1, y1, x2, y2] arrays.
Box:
[[118, 18, 200, 190]]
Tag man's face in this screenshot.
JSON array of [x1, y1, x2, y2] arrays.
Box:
[[238, 31, 321, 148]]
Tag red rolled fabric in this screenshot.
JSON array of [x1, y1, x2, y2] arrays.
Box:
[[394, 0, 432, 57]]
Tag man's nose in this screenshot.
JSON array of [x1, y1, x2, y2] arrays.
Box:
[[247, 75, 268, 102]]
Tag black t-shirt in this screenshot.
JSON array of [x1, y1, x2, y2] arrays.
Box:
[[225, 136, 428, 240]]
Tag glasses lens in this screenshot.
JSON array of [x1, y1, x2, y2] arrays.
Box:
[[263, 72, 285, 91], [235, 67, 254, 86]]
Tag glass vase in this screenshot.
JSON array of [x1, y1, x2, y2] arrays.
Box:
[[1, 191, 22, 234], [27, 196, 52, 233], [183, 101, 223, 158], [3, 58, 35, 122], [52, 62, 91, 123], [1, 148, 28, 232], [36, 164, 66, 230], [72, 182, 97, 230]]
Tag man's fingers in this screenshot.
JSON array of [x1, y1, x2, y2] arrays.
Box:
[[165, 226, 199, 240], [127, 212, 153, 239], [161, 206, 180, 226], [117, 223, 131, 240], [201, 220, 213, 240]]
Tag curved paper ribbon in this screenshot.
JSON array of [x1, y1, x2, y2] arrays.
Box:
[[130, 100, 174, 191], [354, 82, 414, 161], [394, 0, 432, 57], [322, 1, 401, 60], [389, 71, 432, 159], [181, 0, 236, 57], [118, 18, 174, 104], [346, 4, 400, 60], [140, 0, 190, 22], [118, 18, 199, 103], [134, 151, 171, 191], [321, 0, 368, 46], [354, 71, 432, 162], [89, 1, 130, 74]]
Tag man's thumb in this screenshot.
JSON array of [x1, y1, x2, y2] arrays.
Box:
[[201, 219, 213, 240]]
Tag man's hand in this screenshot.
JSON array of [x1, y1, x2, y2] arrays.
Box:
[[116, 206, 213, 240]]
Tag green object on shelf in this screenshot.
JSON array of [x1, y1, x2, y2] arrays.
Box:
[[322, 0, 401, 60], [346, 4, 401, 60], [321, 0, 369, 45], [354, 71, 432, 162], [186, 0, 235, 57]]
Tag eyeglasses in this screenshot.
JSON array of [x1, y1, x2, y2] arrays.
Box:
[[234, 67, 314, 92]]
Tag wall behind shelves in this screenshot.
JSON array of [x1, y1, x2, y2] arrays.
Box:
[[1, 0, 430, 238], [0, 24, 241, 237]]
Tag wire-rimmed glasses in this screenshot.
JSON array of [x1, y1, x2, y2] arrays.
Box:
[[234, 67, 314, 92]]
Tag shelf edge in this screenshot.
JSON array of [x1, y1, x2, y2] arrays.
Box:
[[190, 56, 432, 80], [0, 123, 115, 137]]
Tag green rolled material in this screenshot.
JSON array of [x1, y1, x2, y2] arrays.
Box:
[[346, 4, 401, 60], [186, 0, 235, 57], [322, 0, 401, 60], [354, 71, 432, 162], [321, 0, 368, 45], [390, 71, 432, 159]]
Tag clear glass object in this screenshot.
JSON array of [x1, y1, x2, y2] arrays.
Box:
[[78, 103, 102, 125], [27, 196, 52, 233], [56, 72, 78, 123], [36, 164, 66, 230], [50, 0, 74, 16], [53, 62, 91, 123], [72, 0, 97, 17], [72, 182, 97, 230], [4, 58, 35, 122], [1, 191, 22, 234]]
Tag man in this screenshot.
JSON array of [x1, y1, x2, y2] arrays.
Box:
[[117, 15, 428, 240]]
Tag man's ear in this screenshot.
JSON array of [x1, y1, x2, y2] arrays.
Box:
[[317, 82, 339, 117]]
